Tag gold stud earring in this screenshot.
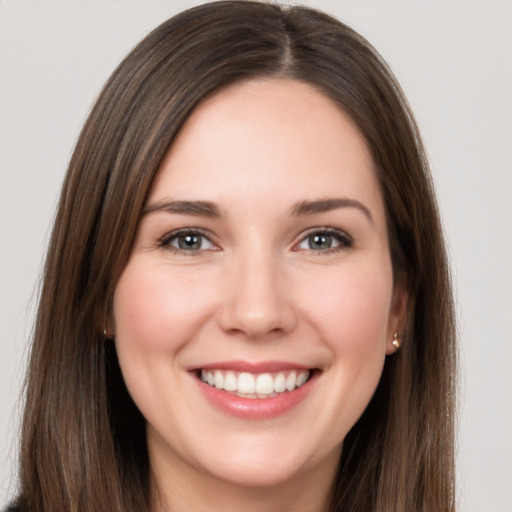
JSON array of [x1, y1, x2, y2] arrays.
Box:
[[392, 332, 400, 349]]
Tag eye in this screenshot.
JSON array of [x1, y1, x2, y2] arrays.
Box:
[[294, 229, 352, 253], [158, 229, 217, 253]]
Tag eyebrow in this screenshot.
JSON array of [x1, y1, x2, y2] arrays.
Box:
[[142, 197, 373, 223], [142, 199, 222, 218], [290, 198, 374, 223]]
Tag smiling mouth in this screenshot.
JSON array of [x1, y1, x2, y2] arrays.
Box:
[[196, 369, 313, 399]]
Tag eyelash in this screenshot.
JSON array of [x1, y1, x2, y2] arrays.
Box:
[[157, 228, 218, 255], [293, 227, 353, 255], [157, 227, 353, 255]]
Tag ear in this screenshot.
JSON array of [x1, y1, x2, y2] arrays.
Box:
[[104, 319, 115, 340], [386, 282, 408, 355], [100, 307, 116, 340]]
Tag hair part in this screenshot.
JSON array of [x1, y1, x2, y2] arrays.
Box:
[[14, 2, 456, 511]]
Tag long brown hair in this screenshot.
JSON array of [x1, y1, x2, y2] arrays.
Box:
[[13, 2, 456, 511]]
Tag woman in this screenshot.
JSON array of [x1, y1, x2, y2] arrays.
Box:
[[8, 1, 456, 511]]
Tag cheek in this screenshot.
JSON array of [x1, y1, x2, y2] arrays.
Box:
[[285, 259, 394, 448], [113, 260, 214, 352], [301, 259, 393, 357], [112, 260, 216, 422], [317, 263, 393, 422]]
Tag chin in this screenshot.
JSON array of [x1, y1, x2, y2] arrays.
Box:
[[191, 431, 339, 490], [204, 456, 309, 489]]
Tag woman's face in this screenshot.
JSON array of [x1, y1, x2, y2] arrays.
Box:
[[113, 78, 403, 490]]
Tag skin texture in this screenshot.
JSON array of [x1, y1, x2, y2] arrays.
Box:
[[113, 78, 404, 512]]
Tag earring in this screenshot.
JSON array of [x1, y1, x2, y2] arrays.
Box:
[[392, 332, 400, 349], [103, 329, 114, 340]]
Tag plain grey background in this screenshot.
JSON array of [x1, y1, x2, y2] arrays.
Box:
[[1, 1, 511, 510]]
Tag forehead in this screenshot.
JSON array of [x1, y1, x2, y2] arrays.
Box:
[[149, 78, 385, 227]]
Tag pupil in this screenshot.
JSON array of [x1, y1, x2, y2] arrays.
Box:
[[179, 234, 201, 250], [310, 234, 331, 250]]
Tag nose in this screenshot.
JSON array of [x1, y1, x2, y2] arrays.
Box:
[[217, 251, 297, 340]]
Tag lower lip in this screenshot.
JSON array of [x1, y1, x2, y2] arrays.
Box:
[[192, 371, 318, 420]]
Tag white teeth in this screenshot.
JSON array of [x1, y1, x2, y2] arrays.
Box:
[[238, 393, 258, 399], [238, 372, 256, 394], [224, 371, 237, 391], [255, 373, 274, 394], [273, 372, 286, 392], [296, 371, 308, 387], [286, 372, 297, 391], [200, 369, 311, 398], [214, 370, 224, 389]]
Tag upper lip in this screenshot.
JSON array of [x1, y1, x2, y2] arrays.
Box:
[[188, 360, 312, 373]]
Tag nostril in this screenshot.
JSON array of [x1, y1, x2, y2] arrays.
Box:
[[215, 273, 297, 338]]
